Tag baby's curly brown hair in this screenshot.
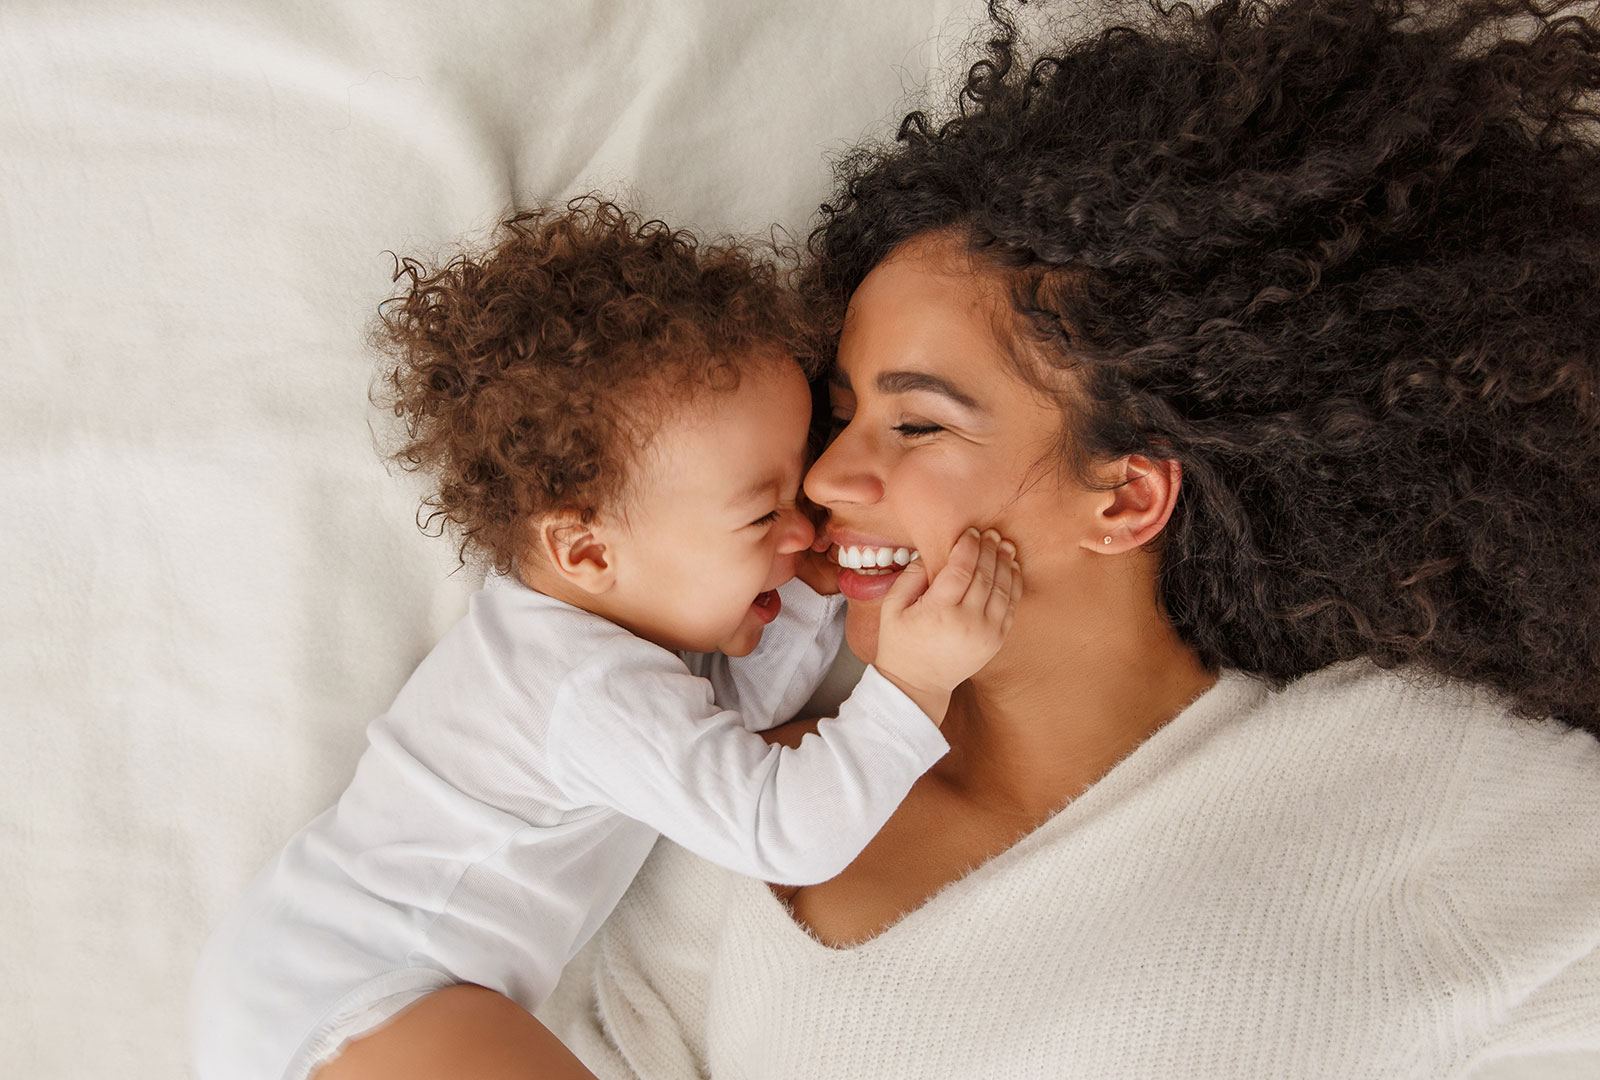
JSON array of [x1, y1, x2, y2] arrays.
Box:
[[373, 197, 813, 574]]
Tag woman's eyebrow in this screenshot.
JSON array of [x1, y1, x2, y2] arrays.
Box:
[[877, 370, 982, 410], [832, 368, 985, 413]]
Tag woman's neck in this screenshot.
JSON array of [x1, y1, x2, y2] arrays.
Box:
[[934, 565, 1219, 820]]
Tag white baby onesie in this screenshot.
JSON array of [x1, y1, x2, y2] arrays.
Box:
[[190, 571, 947, 1080]]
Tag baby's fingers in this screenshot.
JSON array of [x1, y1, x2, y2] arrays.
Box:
[[986, 543, 1020, 624], [958, 529, 1003, 611], [880, 553, 930, 615], [924, 527, 981, 606], [1001, 551, 1022, 634]]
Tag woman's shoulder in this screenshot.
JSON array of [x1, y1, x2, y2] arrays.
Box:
[[1409, 665, 1600, 953], [1270, 657, 1600, 870], [1252, 656, 1599, 772], [1297, 656, 1600, 791], [1300, 659, 1600, 1047], [1206, 660, 1600, 938]]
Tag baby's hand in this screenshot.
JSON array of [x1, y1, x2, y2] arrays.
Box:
[[873, 528, 1022, 725]]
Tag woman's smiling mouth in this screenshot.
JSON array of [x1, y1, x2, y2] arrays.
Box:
[[830, 543, 920, 572], [826, 538, 921, 601]]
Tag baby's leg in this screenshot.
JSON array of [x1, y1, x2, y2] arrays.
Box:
[[314, 984, 598, 1080]]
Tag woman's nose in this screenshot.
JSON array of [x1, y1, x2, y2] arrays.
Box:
[[802, 426, 884, 509]]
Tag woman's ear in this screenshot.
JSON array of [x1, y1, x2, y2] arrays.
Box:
[[1083, 454, 1182, 553], [535, 510, 618, 594]]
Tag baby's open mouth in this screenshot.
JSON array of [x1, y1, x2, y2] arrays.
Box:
[[830, 543, 920, 576], [750, 589, 782, 624]]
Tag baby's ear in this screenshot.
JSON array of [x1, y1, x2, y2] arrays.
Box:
[[535, 510, 617, 594]]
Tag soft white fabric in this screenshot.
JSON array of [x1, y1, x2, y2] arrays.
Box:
[[190, 572, 945, 1080], [0, 2, 974, 1076], [536, 658, 1600, 1079]]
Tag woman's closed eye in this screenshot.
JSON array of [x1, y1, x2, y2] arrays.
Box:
[[828, 412, 944, 439]]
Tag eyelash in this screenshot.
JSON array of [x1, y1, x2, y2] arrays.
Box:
[[750, 509, 781, 528], [829, 415, 944, 439]]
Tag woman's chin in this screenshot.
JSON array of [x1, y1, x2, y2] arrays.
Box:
[[842, 602, 881, 666]]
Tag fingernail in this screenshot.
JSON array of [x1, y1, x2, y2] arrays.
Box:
[[965, 527, 980, 538], [999, 540, 1015, 555]]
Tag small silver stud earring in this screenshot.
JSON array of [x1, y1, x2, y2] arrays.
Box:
[[1103, 536, 1113, 544]]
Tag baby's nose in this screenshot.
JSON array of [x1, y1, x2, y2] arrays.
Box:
[[778, 506, 815, 553]]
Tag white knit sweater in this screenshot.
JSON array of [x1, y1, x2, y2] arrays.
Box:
[[536, 658, 1600, 1079]]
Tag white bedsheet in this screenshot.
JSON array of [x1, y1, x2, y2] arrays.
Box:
[[0, 2, 969, 1075]]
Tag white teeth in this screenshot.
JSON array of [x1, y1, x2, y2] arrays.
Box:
[[832, 544, 920, 570]]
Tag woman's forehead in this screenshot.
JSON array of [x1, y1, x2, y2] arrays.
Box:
[[837, 242, 1020, 385]]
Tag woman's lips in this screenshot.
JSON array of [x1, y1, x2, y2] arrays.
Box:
[[836, 565, 905, 602]]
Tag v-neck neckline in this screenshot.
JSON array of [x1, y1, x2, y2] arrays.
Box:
[[746, 666, 1265, 955]]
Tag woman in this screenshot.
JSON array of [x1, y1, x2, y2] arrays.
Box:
[[328, 0, 1600, 1075]]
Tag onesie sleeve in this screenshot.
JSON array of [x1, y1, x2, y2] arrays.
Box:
[[546, 635, 948, 886], [683, 577, 846, 733]]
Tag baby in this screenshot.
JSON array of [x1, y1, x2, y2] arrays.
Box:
[[190, 199, 1021, 1080]]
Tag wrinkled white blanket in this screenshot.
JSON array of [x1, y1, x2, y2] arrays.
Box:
[[0, 2, 969, 1075]]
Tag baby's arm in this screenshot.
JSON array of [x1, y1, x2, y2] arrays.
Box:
[[549, 641, 945, 885], [546, 529, 1021, 886]]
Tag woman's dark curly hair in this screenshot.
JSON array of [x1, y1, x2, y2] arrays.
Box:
[[374, 196, 812, 574], [803, 0, 1600, 733]]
